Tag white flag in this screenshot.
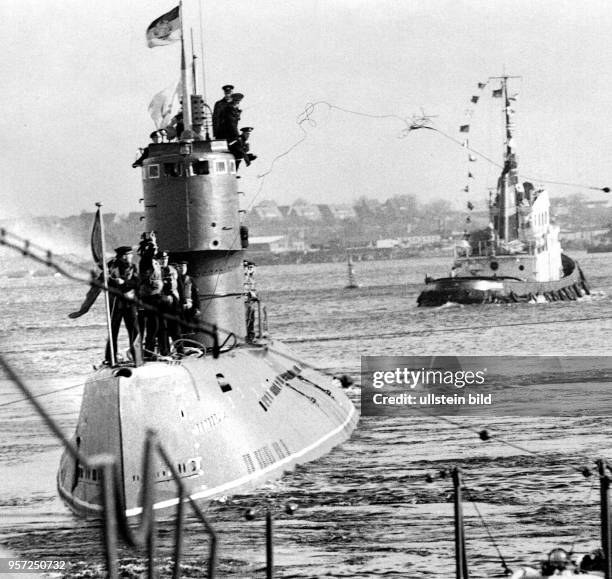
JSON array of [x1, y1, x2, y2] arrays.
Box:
[[148, 81, 182, 129]]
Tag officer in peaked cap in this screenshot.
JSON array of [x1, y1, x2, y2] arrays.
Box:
[[239, 127, 257, 168], [115, 245, 134, 256], [217, 92, 244, 146], [157, 250, 179, 356], [243, 259, 258, 342], [176, 260, 200, 350], [213, 84, 236, 138], [105, 244, 139, 364], [69, 246, 135, 322]]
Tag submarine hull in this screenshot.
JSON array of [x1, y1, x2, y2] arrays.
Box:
[[58, 341, 358, 517]]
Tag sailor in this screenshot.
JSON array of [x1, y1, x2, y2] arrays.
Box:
[[105, 246, 140, 364], [243, 260, 258, 342], [165, 110, 184, 141], [217, 93, 243, 142], [212, 84, 235, 138], [158, 251, 180, 355], [541, 548, 573, 575], [132, 131, 164, 168], [235, 126, 257, 169], [176, 261, 201, 346], [138, 236, 163, 358]]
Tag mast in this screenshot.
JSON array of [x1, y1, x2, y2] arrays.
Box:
[[197, 0, 207, 107], [502, 76, 514, 242], [96, 202, 115, 366], [491, 74, 520, 242], [190, 31, 199, 94], [179, 1, 192, 135]]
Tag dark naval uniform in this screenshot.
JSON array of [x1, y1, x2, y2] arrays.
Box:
[[243, 261, 258, 342], [177, 263, 201, 343], [213, 98, 234, 138], [212, 84, 234, 139], [139, 256, 163, 358], [216, 101, 241, 141], [105, 247, 140, 363], [159, 260, 180, 355]]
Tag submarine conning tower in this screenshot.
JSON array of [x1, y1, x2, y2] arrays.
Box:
[[140, 113, 247, 347]]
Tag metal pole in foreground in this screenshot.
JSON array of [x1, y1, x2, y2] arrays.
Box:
[[598, 459, 612, 579], [266, 509, 274, 579], [453, 467, 469, 579], [100, 459, 119, 579]]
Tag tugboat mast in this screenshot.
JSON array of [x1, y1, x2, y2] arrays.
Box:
[[490, 74, 521, 243]]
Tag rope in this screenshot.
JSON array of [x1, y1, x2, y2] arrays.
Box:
[[0, 380, 85, 408], [200, 98, 609, 317], [0, 228, 223, 346], [567, 473, 597, 556], [463, 481, 512, 576], [429, 125, 610, 192]]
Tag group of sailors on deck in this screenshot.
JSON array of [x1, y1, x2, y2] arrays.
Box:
[[103, 233, 201, 363], [132, 84, 256, 169], [69, 233, 200, 364], [70, 232, 261, 364]]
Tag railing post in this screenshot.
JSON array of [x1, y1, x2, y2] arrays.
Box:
[[599, 459, 612, 579], [266, 509, 274, 579], [453, 467, 469, 579], [100, 459, 119, 579], [172, 490, 185, 579]]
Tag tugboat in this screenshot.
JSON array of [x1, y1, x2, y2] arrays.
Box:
[[417, 76, 589, 307], [57, 6, 357, 517]]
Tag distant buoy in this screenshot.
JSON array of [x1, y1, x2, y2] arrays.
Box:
[[345, 255, 359, 289]]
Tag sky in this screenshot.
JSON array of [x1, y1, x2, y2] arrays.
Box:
[[2, 0, 612, 219]]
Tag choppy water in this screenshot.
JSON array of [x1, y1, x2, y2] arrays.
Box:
[[1, 251, 612, 577]]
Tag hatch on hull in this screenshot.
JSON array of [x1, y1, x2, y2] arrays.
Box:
[[57, 341, 358, 517]]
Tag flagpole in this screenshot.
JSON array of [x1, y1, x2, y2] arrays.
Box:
[[191, 31, 199, 94], [179, 0, 192, 135], [96, 202, 115, 366], [198, 0, 207, 107]]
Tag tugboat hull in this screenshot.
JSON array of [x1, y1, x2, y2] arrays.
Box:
[[57, 341, 358, 517], [417, 262, 589, 307]]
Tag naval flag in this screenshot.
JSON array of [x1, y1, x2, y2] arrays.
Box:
[[68, 209, 104, 318], [90, 208, 104, 270], [149, 81, 182, 129], [146, 6, 181, 48]]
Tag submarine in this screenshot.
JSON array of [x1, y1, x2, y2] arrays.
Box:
[[57, 6, 358, 517]]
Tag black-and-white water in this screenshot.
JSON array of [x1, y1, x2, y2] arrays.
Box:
[[1, 252, 612, 578]]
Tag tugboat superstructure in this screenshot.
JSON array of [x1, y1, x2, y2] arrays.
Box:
[[417, 75, 589, 307], [57, 6, 357, 517]]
